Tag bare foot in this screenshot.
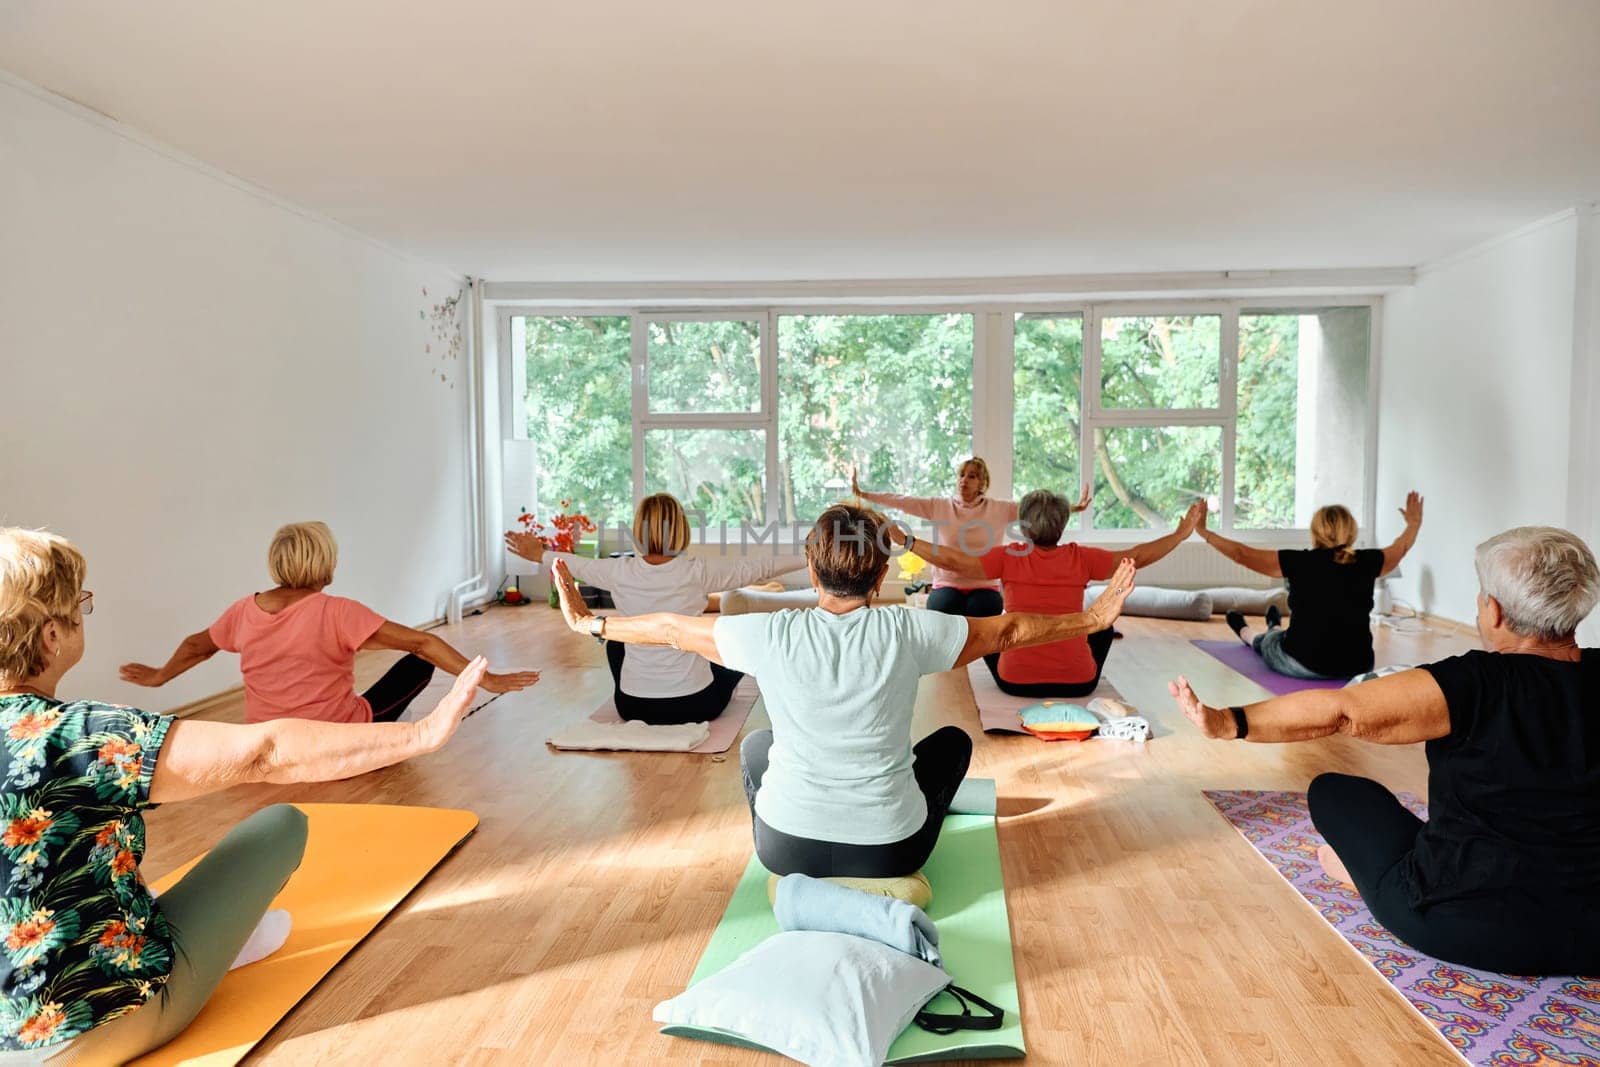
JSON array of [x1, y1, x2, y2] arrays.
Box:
[[1318, 844, 1356, 889]]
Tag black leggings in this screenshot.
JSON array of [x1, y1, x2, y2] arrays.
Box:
[[1308, 772, 1600, 975], [605, 640, 745, 726], [927, 586, 1004, 618], [981, 627, 1115, 698], [363, 654, 435, 723], [740, 725, 973, 878]]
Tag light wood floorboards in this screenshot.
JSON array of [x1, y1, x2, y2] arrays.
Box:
[[141, 607, 1477, 1064]]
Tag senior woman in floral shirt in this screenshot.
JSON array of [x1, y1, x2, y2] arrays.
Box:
[[0, 527, 487, 1064]]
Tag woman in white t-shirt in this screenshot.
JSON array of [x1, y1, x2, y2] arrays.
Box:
[[549, 504, 1138, 878], [506, 494, 804, 725]]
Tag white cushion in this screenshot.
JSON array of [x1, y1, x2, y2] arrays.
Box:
[[653, 930, 948, 1066], [1085, 584, 1214, 620], [1204, 586, 1290, 615]]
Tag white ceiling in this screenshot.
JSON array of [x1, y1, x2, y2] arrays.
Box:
[[3, 0, 1598, 281]]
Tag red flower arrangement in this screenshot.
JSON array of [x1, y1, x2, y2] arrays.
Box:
[[514, 501, 597, 554]]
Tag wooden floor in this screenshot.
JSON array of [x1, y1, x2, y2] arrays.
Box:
[[142, 606, 1478, 1065]]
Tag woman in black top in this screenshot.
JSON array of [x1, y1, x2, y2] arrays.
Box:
[[1170, 526, 1600, 975], [1196, 494, 1423, 679]]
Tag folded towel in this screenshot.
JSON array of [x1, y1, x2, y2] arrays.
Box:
[[546, 719, 711, 751], [774, 873, 942, 968]]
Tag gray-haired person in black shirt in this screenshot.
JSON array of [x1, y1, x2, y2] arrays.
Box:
[[1170, 526, 1600, 975], [1195, 494, 1424, 680]]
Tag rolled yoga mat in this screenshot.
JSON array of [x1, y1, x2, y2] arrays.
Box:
[[1190, 639, 1350, 695], [578, 675, 761, 754], [131, 803, 479, 1067], [1205, 790, 1600, 1067], [660, 778, 1024, 1062], [965, 659, 1122, 734]]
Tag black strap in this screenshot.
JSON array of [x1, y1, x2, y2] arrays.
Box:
[[915, 983, 1005, 1034], [1229, 705, 1249, 740]]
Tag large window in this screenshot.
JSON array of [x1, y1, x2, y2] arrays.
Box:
[[509, 315, 632, 524], [508, 299, 1373, 539], [1236, 308, 1371, 529], [1012, 302, 1372, 533], [1012, 314, 1082, 499], [777, 314, 972, 524]]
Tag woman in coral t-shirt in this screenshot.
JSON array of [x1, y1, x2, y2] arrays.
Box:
[[853, 457, 1089, 618], [897, 490, 1202, 696], [122, 522, 539, 723]]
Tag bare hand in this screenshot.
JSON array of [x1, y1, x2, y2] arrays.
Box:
[[119, 663, 166, 687], [1168, 675, 1237, 739], [421, 656, 488, 750], [1178, 500, 1206, 537], [1088, 558, 1138, 628], [481, 670, 541, 694], [850, 467, 861, 497], [504, 530, 546, 563], [551, 560, 595, 634], [1399, 491, 1424, 529], [1070, 484, 1092, 513], [886, 522, 908, 548]]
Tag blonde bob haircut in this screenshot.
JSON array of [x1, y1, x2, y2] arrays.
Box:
[[633, 494, 691, 557], [1310, 505, 1360, 565], [958, 457, 992, 494], [268, 522, 339, 589], [0, 528, 88, 682]]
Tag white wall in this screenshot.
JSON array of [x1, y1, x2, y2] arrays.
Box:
[[0, 77, 475, 708], [1376, 211, 1584, 628]]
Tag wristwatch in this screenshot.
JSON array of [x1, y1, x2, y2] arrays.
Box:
[[904, 532, 917, 552], [588, 616, 606, 638]]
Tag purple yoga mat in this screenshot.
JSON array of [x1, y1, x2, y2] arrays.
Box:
[[1190, 639, 1349, 695], [587, 674, 759, 754], [1205, 789, 1600, 1066]]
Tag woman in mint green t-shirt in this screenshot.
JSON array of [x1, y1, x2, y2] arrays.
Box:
[[552, 504, 1136, 878]]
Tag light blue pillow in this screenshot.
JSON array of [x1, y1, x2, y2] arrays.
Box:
[[653, 930, 948, 1066]]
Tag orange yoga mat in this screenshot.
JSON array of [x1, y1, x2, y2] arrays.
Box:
[[131, 803, 479, 1067]]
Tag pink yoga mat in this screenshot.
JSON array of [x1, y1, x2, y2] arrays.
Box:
[[1190, 639, 1350, 695], [1206, 789, 1600, 1066], [965, 660, 1122, 734], [588, 675, 760, 754]]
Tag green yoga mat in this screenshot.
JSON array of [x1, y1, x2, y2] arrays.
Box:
[[661, 784, 1024, 1063]]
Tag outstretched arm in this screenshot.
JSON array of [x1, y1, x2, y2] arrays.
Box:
[[1169, 668, 1449, 745], [120, 629, 220, 688], [850, 468, 943, 521], [953, 558, 1136, 668], [150, 658, 489, 803], [550, 560, 724, 664], [1193, 501, 1282, 577], [886, 524, 987, 580], [1124, 501, 1205, 568], [1382, 492, 1424, 576], [362, 621, 540, 695]]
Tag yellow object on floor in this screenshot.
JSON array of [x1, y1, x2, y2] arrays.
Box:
[[131, 803, 479, 1067], [765, 869, 932, 909]]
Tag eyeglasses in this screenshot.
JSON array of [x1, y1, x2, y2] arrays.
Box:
[[78, 591, 94, 617]]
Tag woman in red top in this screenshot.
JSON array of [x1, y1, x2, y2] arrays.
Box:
[[896, 490, 1203, 696]]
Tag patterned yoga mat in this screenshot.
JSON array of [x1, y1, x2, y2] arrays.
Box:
[[1205, 789, 1600, 1066]]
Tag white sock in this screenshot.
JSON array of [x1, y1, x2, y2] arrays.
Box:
[[230, 909, 292, 970]]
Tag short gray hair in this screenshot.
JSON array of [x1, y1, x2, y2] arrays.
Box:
[[1018, 490, 1070, 547], [1474, 526, 1599, 639]]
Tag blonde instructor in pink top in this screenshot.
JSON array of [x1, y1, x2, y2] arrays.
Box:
[[852, 457, 1089, 618], [121, 522, 540, 724]]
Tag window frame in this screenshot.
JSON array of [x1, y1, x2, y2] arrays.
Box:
[[498, 294, 1381, 545]]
